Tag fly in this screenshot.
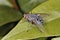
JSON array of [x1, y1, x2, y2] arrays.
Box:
[[24, 13, 48, 32]]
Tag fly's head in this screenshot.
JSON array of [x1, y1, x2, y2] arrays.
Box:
[[24, 14, 29, 19]]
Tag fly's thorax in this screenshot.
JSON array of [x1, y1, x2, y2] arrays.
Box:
[[27, 14, 37, 21]]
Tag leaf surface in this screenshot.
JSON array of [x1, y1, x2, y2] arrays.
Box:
[[0, 5, 22, 26]]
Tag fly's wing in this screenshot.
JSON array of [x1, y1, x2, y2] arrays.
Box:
[[35, 13, 49, 22], [37, 24, 44, 32], [29, 12, 49, 18], [35, 19, 45, 32], [35, 14, 46, 32], [35, 13, 49, 17]]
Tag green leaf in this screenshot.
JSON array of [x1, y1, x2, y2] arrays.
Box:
[[17, 0, 47, 13], [2, 0, 60, 40], [0, 5, 22, 26], [0, 5, 22, 39], [34, 37, 47, 40]]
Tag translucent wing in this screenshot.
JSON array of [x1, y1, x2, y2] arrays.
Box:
[[34, 13, 49, 17], [35, 16, 44, 32], [29, 12, 49, 18], [36, 24, 45, 32]]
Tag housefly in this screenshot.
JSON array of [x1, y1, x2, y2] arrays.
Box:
[[24, 13, 48, 32]]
